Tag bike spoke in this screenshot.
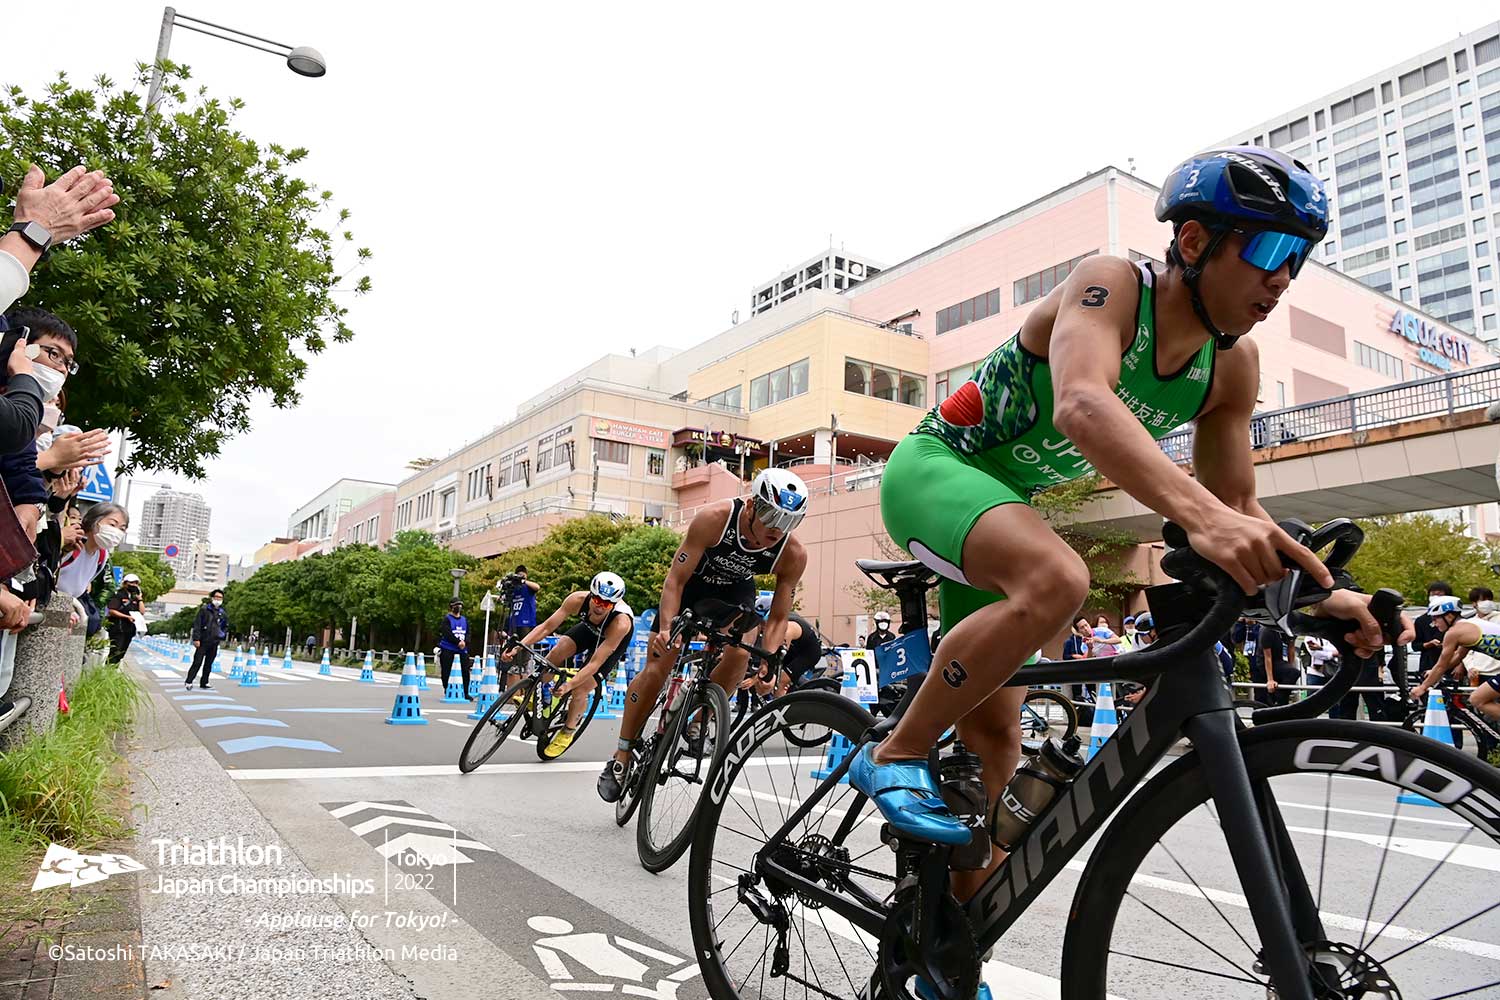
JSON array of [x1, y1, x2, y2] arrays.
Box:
[[1356, 796, 1405, 953], [1124, 889, 1262, 983], [1159, 842, 1256, 959], [812, 907, 860, 998], [1425, 978, 1500, 1000], [1368, 824, 1475, 949], [722, 920, 760, 967], [1108, 950, 1265, 985], [734, 924, 771, 994], [1315, 772, 1332, 913], [1378, 897, 1500, 965]]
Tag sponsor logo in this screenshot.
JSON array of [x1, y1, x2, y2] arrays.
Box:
[[939, 381, 985, 428], [710, 705, 792, 805], [1292, 739, 1499, 835], [33, 844, 146, 891]]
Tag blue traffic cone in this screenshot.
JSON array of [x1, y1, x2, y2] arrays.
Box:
[[282, 648, 294, 671], [1086, 682, 1118, 762], [359, 651, 375, 683], [812, 734, 856, 784], [416, 652, 429, 690], [1397, 689, 1457, 807], [239, 655, 260, 687], [180, 646, 191, 664], [468, 660, 482, 698], [319, 647, 333, 676], [230, 647, 245, 679], [260, 648, 271, 674], [386, 653, 429, 725], [442, 671, 467, 703], [468, 657, 501, 720]]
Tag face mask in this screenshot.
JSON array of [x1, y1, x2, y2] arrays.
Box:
[[212, 599, 223, 607], [26, 363, 66, 402], [95, 525, 125, 549]]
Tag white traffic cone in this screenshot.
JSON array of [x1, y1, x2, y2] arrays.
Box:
[[386, 652, 428, 725], [319, 647, 333, 676], [468, 655, 500, 720], [1086, 682, 1118, 762], [1397, 688, 1457, 808]]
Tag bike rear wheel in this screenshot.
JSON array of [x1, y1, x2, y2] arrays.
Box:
[[1060, 719, 1500, 999], [688, 691, 885, 1000], [536, 678, 604, 760], [636, 679, 731, 873], [1021, 687, 1077, 742], [458, 677, 532, 772]]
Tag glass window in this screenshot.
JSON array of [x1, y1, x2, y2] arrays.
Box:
[[871, 366, 897, 401], [1456, 49, 1469, 72], [900, 374, 925, 408], [1458, 79, 1472, 96], [596, 440, 629, 465], [1479, 241, 1491, 258], [1398, 263, 1411, 279], [1475, 194, 1487, 211], [1324, 240, 1336, 255], [768, 366, 789, 404], [844, 358, 869, 394], [1317, 136, 1329, 152], [1392, 195, 1405, 212], [960, 299, 973, 325], [1470, 171, 1484, 188], [1383, 110, 1395, 126], [1316, 109, 1326, 130], [1317, 158, 1328, 173], [1486, 314, 1498, 332], [987, 289, 1000, 316], [1382, 81, 1394, 104], [750, 374, 769, 410], [1463, 125, 1477, 142], [1396, 241, 1408, 256], [1394, 219, 1407, 234], [790, 359, 809, 397], [1480, 265, 1493, 283], [1387, 152, 1401, 169], [1400, 286, 1413, 302], [439, 490, 455, 519], [1390, 174, 1402, 190], [1461, 103, 1474, 120], [1468, 148, 1481, 164], [646, 448, 665, 477], [1482, 288, 1495, 306]]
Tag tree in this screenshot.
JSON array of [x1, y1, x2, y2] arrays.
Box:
[[373, 532, 475, 648], [147, 604, 196, 637], [0, 66, 371, 476], [1347, 514, 1496, 603], [1032, 474, 1143, 612], [603, 526, 681, 613], [513, 516, 636, 614], [102, 550, 175, 603]]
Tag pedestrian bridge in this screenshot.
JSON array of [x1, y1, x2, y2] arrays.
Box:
[[1080, 363, 1500, 538]]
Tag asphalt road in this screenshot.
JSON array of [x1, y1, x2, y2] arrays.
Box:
[[126, 638, 1500, 1000]]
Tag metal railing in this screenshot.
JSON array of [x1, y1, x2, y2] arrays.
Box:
[[1156, 362, 1500, 463]]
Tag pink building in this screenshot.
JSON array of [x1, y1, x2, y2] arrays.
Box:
[[332, 489, 396, 549]]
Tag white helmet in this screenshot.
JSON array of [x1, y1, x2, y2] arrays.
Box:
[[1428, 595, 1461, 617], [748, 468, 809, 533], [590, 571, 626, 604], [874, 612, 891, 625]]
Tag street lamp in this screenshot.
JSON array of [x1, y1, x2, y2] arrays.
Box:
[[146, 6, 326, 117], [449, 567, 468, 602]]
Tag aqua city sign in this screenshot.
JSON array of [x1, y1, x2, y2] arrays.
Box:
[[1388, 310, 1470, 372]]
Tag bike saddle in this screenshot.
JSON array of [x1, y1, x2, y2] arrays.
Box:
[[856, 559, 938, 590]]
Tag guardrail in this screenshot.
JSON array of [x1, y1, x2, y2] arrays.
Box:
[[1156, 362, 1500, 463]]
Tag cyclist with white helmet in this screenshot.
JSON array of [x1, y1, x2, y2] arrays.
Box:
[[865, 611, 897, 650], [1412, 595, 1500, 726], [748, 593, 824, 696], [597, 468, 809, 802], [858, 148, 1398, 999], [505, 571, 634, 757]]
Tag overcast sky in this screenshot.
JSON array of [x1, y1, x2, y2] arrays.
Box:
[[7, 2, 1492, 559]]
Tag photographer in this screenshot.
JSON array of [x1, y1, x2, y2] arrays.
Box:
[[502, 565, 540, 686]]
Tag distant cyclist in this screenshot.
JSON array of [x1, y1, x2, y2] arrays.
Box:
[[748, 593, 826, 697], [1410, 596, 1500, 726], [596, 468, 809, 803], [505, 572, 634, 757]]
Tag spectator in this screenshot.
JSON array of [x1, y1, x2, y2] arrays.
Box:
[[1254, 623, 1297, 707], [1231, 617, 1250, 656], [186, 589, 227, 690], [1091, 615, 1122, 657], [57, 501, 126, 635], [305, 633, 317, 656], [1330, 645, 1387, 721], [864, 612, 896, 650], [0, 165, 118, 315], [1303, 635, 1335, 687], [1121, 613, 1158, 706], [438, 598, 474, 700], [1411, 581, 1453, 682], [105, 572, 144, 664], [1119, 615, 1147, 652], [1062, 616, 1093, 706]]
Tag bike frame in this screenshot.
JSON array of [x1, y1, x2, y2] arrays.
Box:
[[752, 572, 1380, 1000]]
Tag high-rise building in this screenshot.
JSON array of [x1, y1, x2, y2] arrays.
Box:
[[186, 543, 229, 588], [750, 249, 882, 317], [139, 489, 212, 580], [1218, 21, 1500, 341]]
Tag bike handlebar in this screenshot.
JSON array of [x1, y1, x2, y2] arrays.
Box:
[[669, 609, 782, 667]]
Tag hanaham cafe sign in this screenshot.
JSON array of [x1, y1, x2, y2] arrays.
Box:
[[591, 419, 670, 449]]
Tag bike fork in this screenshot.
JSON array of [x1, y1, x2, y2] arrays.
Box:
[[1183, 710, 1316, 1000]]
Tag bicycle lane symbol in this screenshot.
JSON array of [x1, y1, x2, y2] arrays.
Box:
[[529, 915, 700, 998]]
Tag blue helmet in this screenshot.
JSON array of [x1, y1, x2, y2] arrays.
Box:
[[1156, 147, 1328, 243]]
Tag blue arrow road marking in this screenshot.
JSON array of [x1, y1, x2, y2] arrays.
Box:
[[182, 703, 256, 712], [196, 717, 290, 729], [217, 736, 340, 755]]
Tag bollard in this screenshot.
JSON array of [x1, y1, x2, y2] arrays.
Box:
[[1397, 688, 1457, 808], [0, 591, 74, 749], [1086, 682, 1119, 762], [386, 653, 428, 725]]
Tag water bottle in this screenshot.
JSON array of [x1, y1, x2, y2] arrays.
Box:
[[541, 681, 554, 712], [938, 742, 990, 870], [989, 736, 1085, 852]]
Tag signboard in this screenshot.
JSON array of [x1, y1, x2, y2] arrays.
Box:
[[672, 428, 766, 452], [112, 566, 123, 587], [839, 648, 878, 704], [591, 419, 669, 449], [479, 592, 496, 613], [76, 463, 114, 503], [164, 544, 180, 558], [1388, 310, 1472, 371]]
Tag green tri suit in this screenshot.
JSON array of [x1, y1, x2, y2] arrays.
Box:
[[881, 261, 1217, 631]]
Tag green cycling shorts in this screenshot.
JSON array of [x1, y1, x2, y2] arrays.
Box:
[[880, 432, 1030, 632]]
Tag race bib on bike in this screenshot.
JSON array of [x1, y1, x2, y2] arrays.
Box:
[[875, 630, 932, 687]]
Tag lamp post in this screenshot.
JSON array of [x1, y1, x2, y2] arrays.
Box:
[[147, 7, 325, 115], [449, 567, 467, 602]]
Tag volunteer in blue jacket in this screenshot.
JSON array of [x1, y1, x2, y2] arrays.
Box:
[[438, 598, 474, 699]]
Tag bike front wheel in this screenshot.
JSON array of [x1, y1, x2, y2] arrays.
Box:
[[458, 677, 532, 772], [636, 679, 732, 873], [1061, 719, 1500, 999], [536, 679, 604, 760]]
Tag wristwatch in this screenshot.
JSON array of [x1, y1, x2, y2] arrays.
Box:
[[6, 221, 53, 254]]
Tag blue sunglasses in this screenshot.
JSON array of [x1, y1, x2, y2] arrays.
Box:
[[1234, 228, 1314, 278]]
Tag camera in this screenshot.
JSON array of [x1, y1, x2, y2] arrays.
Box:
[[500, 573, 523, 592]]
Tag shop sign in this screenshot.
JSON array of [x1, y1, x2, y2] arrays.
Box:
[[591, 419, 669, 448], [1389, 310, 1470, 369]]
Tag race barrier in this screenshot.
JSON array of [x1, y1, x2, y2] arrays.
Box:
[[386, 653, 428, 725]]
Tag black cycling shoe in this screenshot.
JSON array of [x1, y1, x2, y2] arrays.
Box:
[[597, 757, 630, 803]]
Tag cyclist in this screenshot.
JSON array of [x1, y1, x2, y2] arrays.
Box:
[[504, 571, 634, 757], [854, 146, 1398, 964], [747, 593, 826, 696], [596, 468, 809, 802], [1411, 595, 1500, 725]]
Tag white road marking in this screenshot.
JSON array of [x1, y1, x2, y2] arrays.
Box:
[[350, 815, 457, 836], [1284, 824, 1498, 870], [229, 761, 608, 780], [374, 831, 494, 865], [328, 801, 430, 819]]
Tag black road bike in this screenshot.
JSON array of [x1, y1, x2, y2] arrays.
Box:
[[457, 636, 604, 771], [687, 519, 1500, 1000], [617, 600, 780, 873]]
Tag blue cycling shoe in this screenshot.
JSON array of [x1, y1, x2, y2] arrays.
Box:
[[846, 744, 969, 845], [914, 976, 992, 1000]]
